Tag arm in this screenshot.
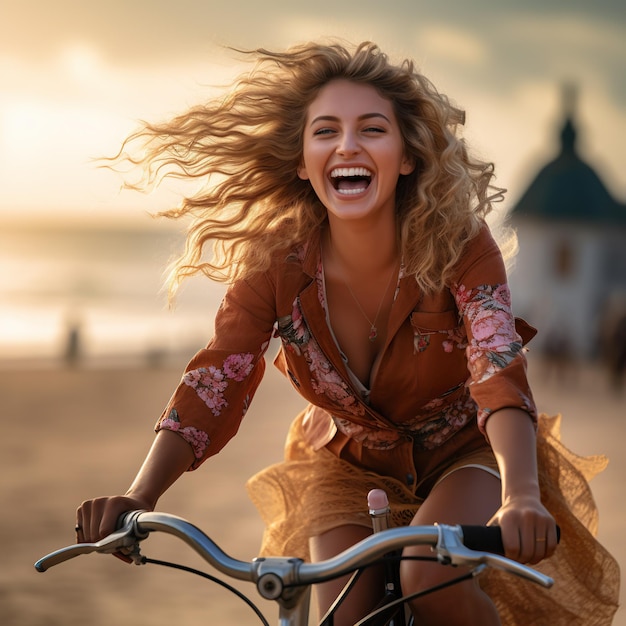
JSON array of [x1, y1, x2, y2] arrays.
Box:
[[76, 430, 194, 543], [485, 408, 558, 564], [451, 227, 557, 563], [76, 275, 277, 543]]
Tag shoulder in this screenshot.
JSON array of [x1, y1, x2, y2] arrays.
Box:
[[235, 237, 317, 310], [454, 222, 505, 278], [266, 231, 320, 279]]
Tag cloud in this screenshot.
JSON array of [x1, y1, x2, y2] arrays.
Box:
[[1, 0, 625, 218], [417, 24, 488, 66], [486, 13, 626, 102]]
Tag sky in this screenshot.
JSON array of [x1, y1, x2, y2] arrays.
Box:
[[1, 0, 625, 225]]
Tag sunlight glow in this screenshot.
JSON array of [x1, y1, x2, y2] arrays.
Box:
[[419, 24, 488, 66], [59, 43, 104, 85]]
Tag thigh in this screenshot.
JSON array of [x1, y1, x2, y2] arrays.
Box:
[[310, 524, 385, 626], [403, 467, 501, 578], [415, 466, 501, 527], [400, 468, 503, 624]]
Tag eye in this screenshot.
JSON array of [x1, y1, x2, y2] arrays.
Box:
[[313, 127, 336, 136], [362, 126, 386, 134]]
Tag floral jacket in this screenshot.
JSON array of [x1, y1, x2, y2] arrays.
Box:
[[157, 224, 537, 488]]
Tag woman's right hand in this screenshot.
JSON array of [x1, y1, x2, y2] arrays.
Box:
[[75, 430, 196, 544], [76, 494, 153, 544]]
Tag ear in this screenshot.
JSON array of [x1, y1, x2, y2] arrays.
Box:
[[400, 154, 416, 176], [297, 162, 309, 180]]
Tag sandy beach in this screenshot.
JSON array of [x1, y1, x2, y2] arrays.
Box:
[[1, 352, 623, 625]]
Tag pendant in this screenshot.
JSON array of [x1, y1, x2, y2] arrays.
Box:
[[369, 326, 378, 342]]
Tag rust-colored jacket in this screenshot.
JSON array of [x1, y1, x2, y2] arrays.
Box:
[[157, 224, 537, 491]]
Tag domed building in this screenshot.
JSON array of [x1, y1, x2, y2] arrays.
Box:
[[508, 86, 626, 362]]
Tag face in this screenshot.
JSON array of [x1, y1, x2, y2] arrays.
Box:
[[298, 79, 414, 225]]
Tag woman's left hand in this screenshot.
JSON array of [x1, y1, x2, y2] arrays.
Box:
[[484, 408, 559, 564], [488, 494, 558, 564]]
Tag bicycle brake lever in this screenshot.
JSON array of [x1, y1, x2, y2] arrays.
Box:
[[435, 524, 554, 588], [35, 511, 146, 572]]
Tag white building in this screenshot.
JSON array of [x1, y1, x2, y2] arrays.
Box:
[[508, 89, 626, 361]]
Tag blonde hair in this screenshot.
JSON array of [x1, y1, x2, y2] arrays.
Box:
[[111, 41, 505, 298]]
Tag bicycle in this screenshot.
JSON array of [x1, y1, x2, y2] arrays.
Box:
[[35, 489, 555, 626]]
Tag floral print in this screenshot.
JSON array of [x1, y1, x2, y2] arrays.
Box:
[[306, 340, 365, 416], [276, 304, 310, 356], [183, 353, 255, 416], [402, 391, 476, 451], [327, 281, 528, 449], [441, 327, 468, 353], [412, 317, 467, 355], [332, 386, 476, 450], [332, 416, 401, 449], [223, 353, 255, 382], [159, 227, 536, 469], [413, 332, 431, 353], [453, 283, 523, 384], [274, 273, 527, 448], [159, 408, 210, 459], [276, 298, 365, 417]]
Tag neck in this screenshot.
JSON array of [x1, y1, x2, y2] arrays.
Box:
[[326, 216, 399, 275]]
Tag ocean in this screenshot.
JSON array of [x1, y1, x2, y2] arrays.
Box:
[[0, 220, 227, 366]]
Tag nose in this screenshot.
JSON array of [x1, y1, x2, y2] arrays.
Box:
[[336, 130, 361, 156]]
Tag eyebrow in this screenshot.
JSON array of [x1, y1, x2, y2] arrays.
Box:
[[309, 112, 392, 126]]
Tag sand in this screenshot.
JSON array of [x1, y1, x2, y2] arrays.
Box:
[[1, 353, 623, 625]]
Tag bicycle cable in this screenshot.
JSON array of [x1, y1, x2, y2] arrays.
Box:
[[354, 566, 479, 626], [137, 552, 475, 626], [315, 554, 439, 626], [317, 568, 364, 626], [141, 557, 270, 626]]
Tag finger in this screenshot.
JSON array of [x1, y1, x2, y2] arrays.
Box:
[[100, 503, 125, 539], [79, 499, 95, 542], [505, 516, 538, 563], [88, 497, 111, 542], [499, 523, 522, 562], [541, 521, 559, 560], [530, 531, 548, 564], [529, 518, 558, 564], [519, 523, 537, 564], [75, 504, 85, 544]]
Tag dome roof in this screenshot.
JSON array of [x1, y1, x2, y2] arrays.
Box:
[[511, 89, 626, 226]]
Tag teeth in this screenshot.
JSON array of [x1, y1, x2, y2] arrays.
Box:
[[330, 167, 372, 178], [337, 187, 368, 195]]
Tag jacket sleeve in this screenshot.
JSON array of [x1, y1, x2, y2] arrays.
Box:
[[451, 224, 538, 436], [155, 272, 277, 469]]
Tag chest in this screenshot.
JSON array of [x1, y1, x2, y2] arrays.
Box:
[[324, 273, 396, 388]]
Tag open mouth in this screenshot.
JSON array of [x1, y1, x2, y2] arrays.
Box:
[[330, 167, 372, 195]]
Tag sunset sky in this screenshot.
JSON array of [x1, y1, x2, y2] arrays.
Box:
[[2, 0, 625, 224]]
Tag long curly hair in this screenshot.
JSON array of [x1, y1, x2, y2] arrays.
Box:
[[110, 41, 505, 298]]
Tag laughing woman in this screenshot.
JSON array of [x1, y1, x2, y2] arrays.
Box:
[[76, 42, 619, 625]]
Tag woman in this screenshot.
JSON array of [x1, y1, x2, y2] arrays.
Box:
[[76, 42, 618, 625]]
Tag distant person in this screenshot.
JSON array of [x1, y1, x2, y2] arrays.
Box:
[[73, 42, 618, 624], [63, 317, 82, 367]]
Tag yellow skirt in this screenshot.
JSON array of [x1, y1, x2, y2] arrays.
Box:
[[247, 413, 620, 626]]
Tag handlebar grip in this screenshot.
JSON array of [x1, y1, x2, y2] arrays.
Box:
[[460, 525, 504, 554], [460, 525, 561, 555]]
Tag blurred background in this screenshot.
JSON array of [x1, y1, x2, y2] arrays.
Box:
[[1, 1, 624, 624], [1, 0, 625, 368]]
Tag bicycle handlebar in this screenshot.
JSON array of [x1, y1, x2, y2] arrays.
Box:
[[35, 510, 554, 595]]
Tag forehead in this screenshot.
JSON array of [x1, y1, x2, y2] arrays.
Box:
[[306, 79, 396, 120]]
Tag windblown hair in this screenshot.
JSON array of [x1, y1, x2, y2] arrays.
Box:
[[111, 41, 505, 298]]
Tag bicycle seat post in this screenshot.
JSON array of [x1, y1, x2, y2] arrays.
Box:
[[367, 489, 407, 626]]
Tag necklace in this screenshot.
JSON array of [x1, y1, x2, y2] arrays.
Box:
[[332, 248, 399, 342]]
